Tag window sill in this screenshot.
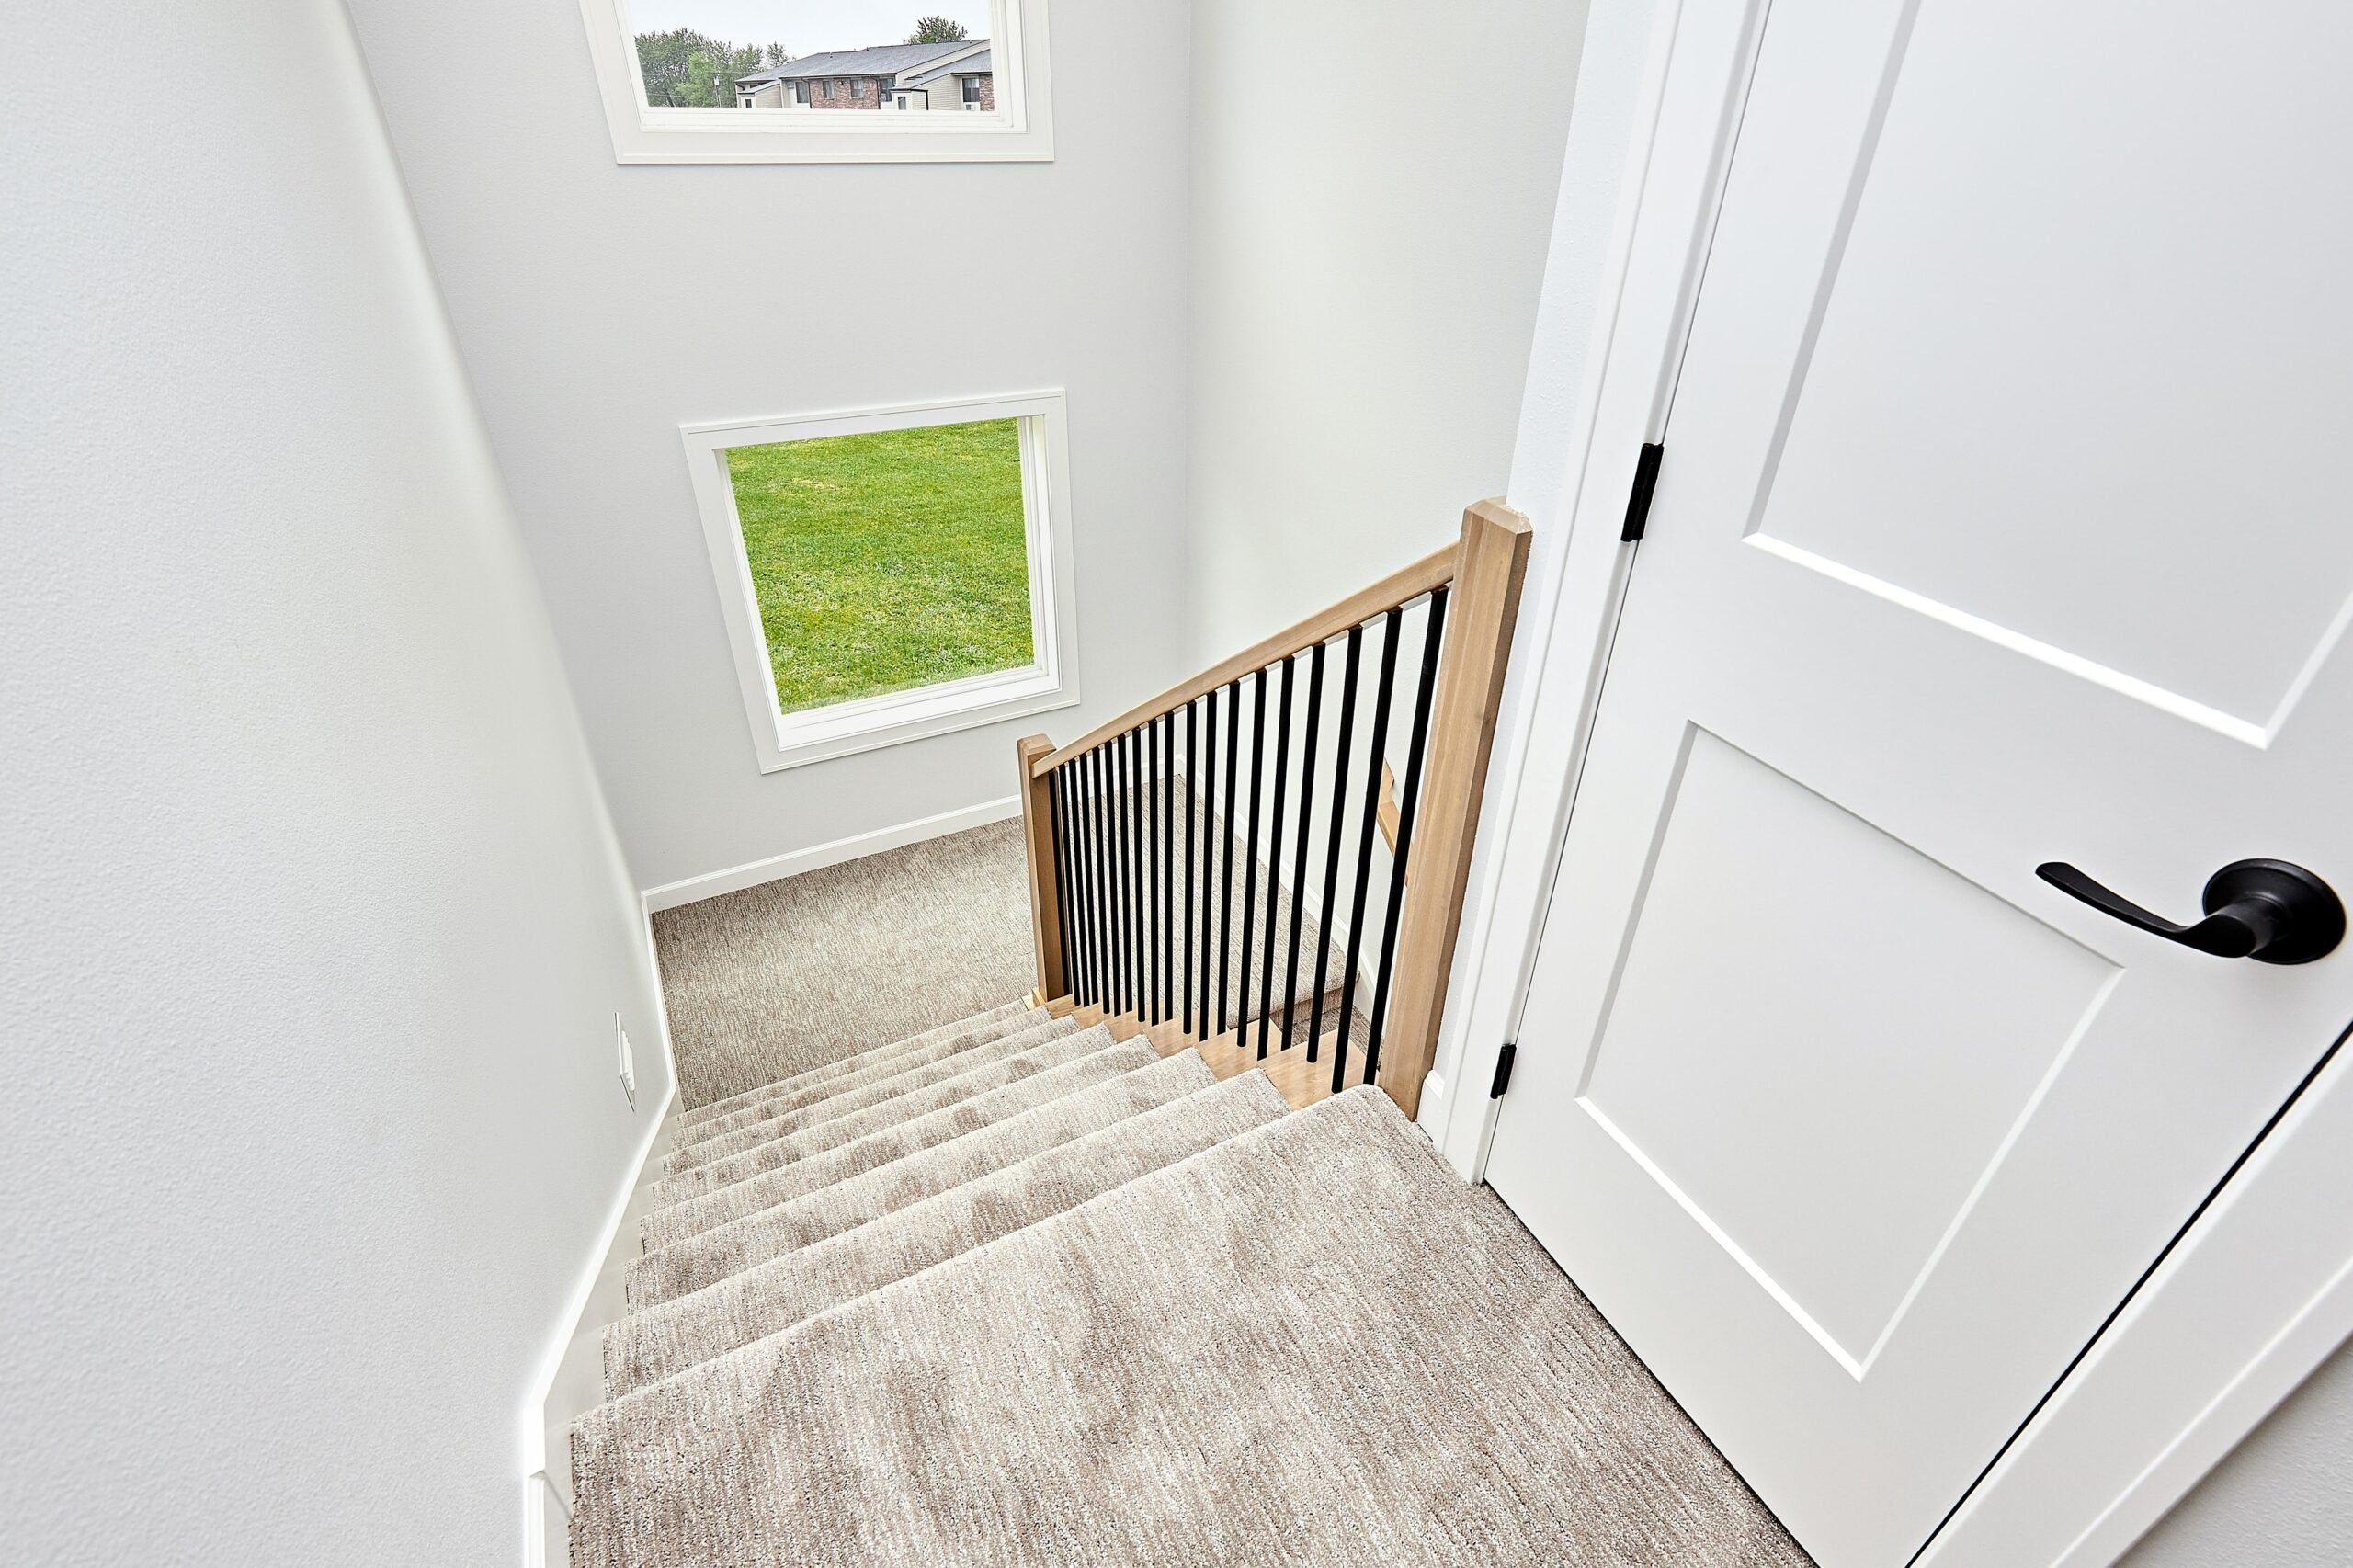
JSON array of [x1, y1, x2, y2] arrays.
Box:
[[759, 665, 1077, 772]]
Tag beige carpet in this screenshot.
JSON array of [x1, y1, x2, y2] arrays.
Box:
[[653, 821, 1037, 1108], [572, 1080, 1811, 1566], [603, 1071, 1289, 1397], [639, 1032, 1156, 1251]]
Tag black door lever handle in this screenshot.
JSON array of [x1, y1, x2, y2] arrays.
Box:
[[2035, 858, 2344, 965]]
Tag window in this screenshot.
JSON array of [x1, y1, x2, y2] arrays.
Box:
[[582, 0, 1052, 164], [681, 392, 1080, 772]]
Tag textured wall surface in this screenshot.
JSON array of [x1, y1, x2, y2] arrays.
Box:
[[0, 2, 669, 1561], [1185, 0, 1591, 667], [2118, 1329, 2353, 1566], [347, 0, 1196, 894]]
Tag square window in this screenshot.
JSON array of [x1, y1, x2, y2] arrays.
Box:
[[582, 0, 1051, 163], [681, 392, 1080, 771]]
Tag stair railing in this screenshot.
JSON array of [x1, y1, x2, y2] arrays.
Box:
[[1015, 500, 1529, 1117]]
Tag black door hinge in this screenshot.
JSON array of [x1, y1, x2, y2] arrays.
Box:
[[1620, 441, 1665, 541], [1489, 1041, 1518, 1099]]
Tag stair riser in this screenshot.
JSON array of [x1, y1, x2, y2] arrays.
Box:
[[627, 1051, 1219, 1310], [604, 1072, 1290, 1398], [676, 1000, 1030, 1126], [637, 1039, 1155, 1251], [662, 1017, 1081, 1177], [675, 1006, 1046, 1148], [647, 1028, 1117, 1208]]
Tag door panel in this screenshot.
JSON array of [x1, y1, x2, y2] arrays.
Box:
[[1756, 2, 2353, 732], [1486, 3, 2353, 1564], [1583, 726, 2117, 1373]]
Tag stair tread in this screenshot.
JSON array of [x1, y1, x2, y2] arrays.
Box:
[[570, 1088, 1811, 1568], [648, 1025, 1112, 1208], [602, 1065, 1287, 1399], [638, 1036, 1157, 1251], [675, 1005, 1047, 1149], [676, 999, 1034, 1126], [628, 1051, 1218, 1310], [663, 1016, 1083, 1176]]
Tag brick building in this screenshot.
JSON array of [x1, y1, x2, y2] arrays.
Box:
[[735, 40, 994, 113]]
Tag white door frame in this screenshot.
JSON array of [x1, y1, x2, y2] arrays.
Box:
[[1429, 1, 2353, 1562]]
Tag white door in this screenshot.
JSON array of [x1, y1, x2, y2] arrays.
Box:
[[1485, 3, 2353, 1565]]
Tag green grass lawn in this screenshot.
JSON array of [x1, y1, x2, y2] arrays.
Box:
[[726, 418, 1037, 716]]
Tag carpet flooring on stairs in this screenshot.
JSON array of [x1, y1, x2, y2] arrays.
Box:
[[571, 1004, 1812, 1568], [651, 821, 1037, 1108]]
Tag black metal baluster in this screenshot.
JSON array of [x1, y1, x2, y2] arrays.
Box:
[[1308, 627, 1362, 1060], [1153, 715, 1171, 1021], [1235, 671, 1267, 1049], [1336, 608, 1403, 1095], [1162, 713, 1176, 1026], [1217, 682, 1239, 1036], [1069, 762, 1093, 1006], [1183, 699, 1197, 1035], [1129, 720, 1148, 1012], [1154, 714, 1169, 1024], [1078, 756, 1103, 1006], [1279, 642, 1325, 1049], [1255, 656, 1298, 1058], [1199, 689, 1219, 1033], [1120, 724, 1139, 1007], [1099, 744, 1123, 1016], [1152, 716, 1166, 1025], [1129, 726, 1146, 1017], [1364, 587, 1449, 1086], [1114, 731, 1131, 1015], [1048, 767, 1074, 1000]]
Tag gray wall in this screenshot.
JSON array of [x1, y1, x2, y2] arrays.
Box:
[[0, 2, 669, 1562], [1185, 0, 1590, 666], [2118, 1330, 2353, 1566], [346, 0, 1196, 895]]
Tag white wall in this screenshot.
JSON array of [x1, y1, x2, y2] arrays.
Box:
[[1427, 0, 1664, 1134], [344, 0, 1196, 896], [0, 3, 669, 1562], [1185, 0, 1590, 665], [2117, 1330, 2353, 1566]]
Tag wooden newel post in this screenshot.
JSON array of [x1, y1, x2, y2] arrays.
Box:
[[1015, 733, 1066, 1006], [1376, 499, 1532, 1118]]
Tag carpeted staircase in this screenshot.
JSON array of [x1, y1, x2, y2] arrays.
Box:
[[568, 1003, 1813, 1566]]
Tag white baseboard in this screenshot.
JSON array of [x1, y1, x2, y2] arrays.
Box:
[[639, 796, 1024, 914], [520, 910, 688, 1568], [520, 1084, 676, 1565]]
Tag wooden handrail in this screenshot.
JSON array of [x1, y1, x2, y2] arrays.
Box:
[[1013, 498, 1529, 1121], [1029, 543, 1455, 778]]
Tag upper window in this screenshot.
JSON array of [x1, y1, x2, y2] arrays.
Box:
[[681, 392, 1080, 772], [579, 0, 1052, 164]]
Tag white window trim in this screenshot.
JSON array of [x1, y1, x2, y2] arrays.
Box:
[[576, 0, 1051, 165], [680, 391, 1081, 773]]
